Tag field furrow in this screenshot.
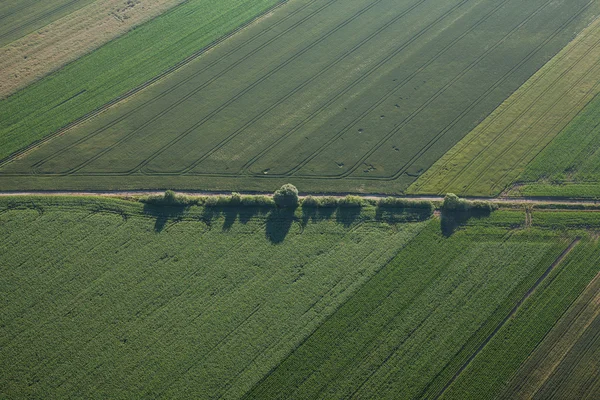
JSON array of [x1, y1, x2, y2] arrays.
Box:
[[410, 14, 600, 197], [0, 0, 596, 193]]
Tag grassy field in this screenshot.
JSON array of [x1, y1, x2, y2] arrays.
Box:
[[440, 211, 600, 399], [499, 269, 600, 400], [0, 0, 95, 47], [409, 15, 600, 197], [0, 0, 597, 193], [2, 198, 599, 398], [0, 0, 280, 162], [0, 0, 185, 98], [0, 196, 429, 398], [509, 93, 600, 198]]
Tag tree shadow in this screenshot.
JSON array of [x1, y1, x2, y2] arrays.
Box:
[[200, 206, 268, 231], [266, 208, 296, 244], [336, 206, 362, 227], [300, 206, 337, 227], [375, 207, 432, 223], [143, 203, 189, 233], [440, 209, 492, 237]]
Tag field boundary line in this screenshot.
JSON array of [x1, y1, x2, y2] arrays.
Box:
[[170, 0, 431, 175], [458, 54, 600, 194], [433, 237, 582, 400], [335, 0, 590, 181], [28, 0, 334, 173], [287, 0, 559, 179], [238, 0, 485, 176], [0, 0, 296, 169], [129, 0, 390, 175], [414, 14, 600, 192]]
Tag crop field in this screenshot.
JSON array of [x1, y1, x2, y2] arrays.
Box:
[[510, 93, 600, 198], [0, 0, 597, 193], [0, 0, 186, 98], [441, 211, 600, 400], [0, 0, 280, 162], [499, 269, 600, 400], [0, 0, 95, 47], [409, 15, 600, 197], [2, 199, 599, 398], [0, 197, 429, 398]]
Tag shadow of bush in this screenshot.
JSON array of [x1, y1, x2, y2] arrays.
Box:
[[266, 208, 296, 244], [440, 209, 492, 237]]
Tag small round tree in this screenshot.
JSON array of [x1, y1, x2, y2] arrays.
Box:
[[273, 184, 299, 208]]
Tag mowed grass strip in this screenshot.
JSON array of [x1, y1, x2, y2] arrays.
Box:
[[0, 0, 94, 47], [440, 220, 600, 399], [410, 14, 600, 197], [0, 197, 426, 398], [511, 93, 600, 198], [0, 0, 597, 194], [0, 0, 186, 98], [499, 270, 600, 400], [243, 216, 569, 399], [0, 0, 281, 161]]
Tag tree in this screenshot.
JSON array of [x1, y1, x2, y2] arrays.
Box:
[[273, 184, 299, 208]]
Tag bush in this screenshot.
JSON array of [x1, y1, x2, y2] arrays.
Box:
[[301, 195, 320, 208], [377, 197, 434, 211], [273, 184, 299, 208], [338, 195, 364, 207], [143, 190, 196, 206], [442, 193, 496, 213]]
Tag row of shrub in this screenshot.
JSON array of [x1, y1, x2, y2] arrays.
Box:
[[441, 193, 497, 213], [142, 186, 436, 212]]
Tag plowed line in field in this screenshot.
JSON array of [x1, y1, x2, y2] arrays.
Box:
[[130, 0, 394, 175], [433, 237, 581, 400], [159, 0, 430, 175], [284, 0, 560, 179], [237, 0, 490, 176], [318, 0, 590, 181], [414, 16, 600, 192], [0, 0, 300, 169], [0, 0, 86, 43], [28, 0, 333, 172]]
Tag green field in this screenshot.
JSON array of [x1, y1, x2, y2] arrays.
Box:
[[409, 16, 600, 197], [0, 197, 429, 398], [0, 0, 95, 47], [442, 211, 600, 399], [0, 0, 597, 193], [510, 93, 600, 198], [0, 0, 280, 162], [498, 267, 600, 400], [2, 197, 599, 398]]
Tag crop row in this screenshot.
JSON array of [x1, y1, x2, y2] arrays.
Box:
[[441, 235, 600, 399], [410, 10, 600, 197]]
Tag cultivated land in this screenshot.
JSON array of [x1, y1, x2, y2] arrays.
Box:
[[0, 0, 95, 47], [1, 197, 599, 398], [510, 93, 600, 198], [0, 0, 598, 193], [410, 15, 600, 197], [499, 269, 600, 400], [0, 0, 280, 162], [0, 0, 186, 98]]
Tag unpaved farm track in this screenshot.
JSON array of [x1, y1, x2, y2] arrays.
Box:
[[1, 190, 600, 208]]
